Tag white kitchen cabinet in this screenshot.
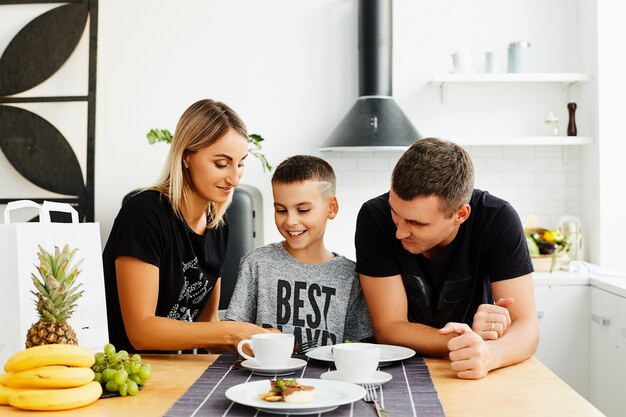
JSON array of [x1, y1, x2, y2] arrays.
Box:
[[589, 287, 620, 417], [534, 284, 590, 398]]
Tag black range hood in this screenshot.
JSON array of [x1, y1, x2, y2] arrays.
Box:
[[320, 0, 421, 152]]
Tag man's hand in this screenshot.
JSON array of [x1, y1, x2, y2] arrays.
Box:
[[439, 322, 494, 379], [471, 298, 514, 340]]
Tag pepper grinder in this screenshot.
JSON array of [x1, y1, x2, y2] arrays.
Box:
[[567, 103, 577, 136]]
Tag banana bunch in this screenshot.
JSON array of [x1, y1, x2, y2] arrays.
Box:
[[1, 344, 102, 411]]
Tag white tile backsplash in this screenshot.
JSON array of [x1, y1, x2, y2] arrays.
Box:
[[550, 156, 582, 172], [501, 172, 536, 186], [518, 158, 551, 172], [534, 172, 567, 186], [322, 145, 583, 260], [502, 146, 535, 158], [357, 157, 390, 172], [342, 171, 374, 186], [486, 158, 520, 172], [373, 171, 392, 186]]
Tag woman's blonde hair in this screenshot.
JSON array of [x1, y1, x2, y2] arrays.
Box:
[[153, 99, 248, 229]]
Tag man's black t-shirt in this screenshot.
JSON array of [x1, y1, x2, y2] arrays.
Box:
[[103, 190, 228, 352], [355, 189, 533, 328]]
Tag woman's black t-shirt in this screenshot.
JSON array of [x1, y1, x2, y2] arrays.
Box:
[[102, 190, 228, 352], [355, 189, 533, 328]]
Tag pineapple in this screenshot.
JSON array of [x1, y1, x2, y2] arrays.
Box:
[[25, 244, 84, 348]]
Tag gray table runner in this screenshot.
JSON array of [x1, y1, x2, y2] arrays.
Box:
[[164, 353, 445, 417]]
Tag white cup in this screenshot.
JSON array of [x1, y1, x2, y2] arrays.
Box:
[[237, 333, 294, 368], [451, 49, 473, 73], [333, 343, 380, 382], [484, 51, 501, 73]]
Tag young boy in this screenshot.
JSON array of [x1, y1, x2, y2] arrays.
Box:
[[225, 155, 372, 346]]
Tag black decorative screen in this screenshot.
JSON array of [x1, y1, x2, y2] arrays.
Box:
[[0, 0, 98, 221]]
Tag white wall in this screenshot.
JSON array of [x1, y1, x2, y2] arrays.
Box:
[[2, 0, 611, 264], [596, 1, 626, 270]]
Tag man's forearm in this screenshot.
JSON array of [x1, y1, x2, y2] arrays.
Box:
[[374, 320, 454, 357]]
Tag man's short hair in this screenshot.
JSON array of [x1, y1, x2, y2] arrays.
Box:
[[272, 155, 336, 199], [391, 138, 474, 216]]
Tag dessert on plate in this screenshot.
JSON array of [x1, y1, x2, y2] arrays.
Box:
[[258, 378, 315, 404]]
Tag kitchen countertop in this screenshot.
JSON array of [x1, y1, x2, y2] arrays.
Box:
[[0, 354, 603, 417], [534, 270, 626, 297]]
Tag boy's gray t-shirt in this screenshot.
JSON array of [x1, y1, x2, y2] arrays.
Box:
[[225, 242, 372, 346]]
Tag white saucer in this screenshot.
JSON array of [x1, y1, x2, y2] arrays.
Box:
[[241, 358, 307, 376], [320, 370, 392, 385], [306, 344, 415, 365]]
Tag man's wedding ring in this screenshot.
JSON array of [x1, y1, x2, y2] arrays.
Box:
[[490, 322, 495, 332]]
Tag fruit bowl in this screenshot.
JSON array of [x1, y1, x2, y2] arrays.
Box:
[[531, 252, 570, 272], [525, 227, 571, 273]]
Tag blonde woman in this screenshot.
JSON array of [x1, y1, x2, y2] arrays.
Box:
[[103, 99, 275, 352]]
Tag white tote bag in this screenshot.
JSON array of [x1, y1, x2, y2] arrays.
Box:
[[0, 200, 109, 366]]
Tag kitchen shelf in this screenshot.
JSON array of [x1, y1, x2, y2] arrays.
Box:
[[455, 136, 594, 146], [429, 73, 595, 147], [431, 72, 593, 86]]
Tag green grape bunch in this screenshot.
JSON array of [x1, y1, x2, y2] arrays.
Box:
[[91, 343, 153, 397]]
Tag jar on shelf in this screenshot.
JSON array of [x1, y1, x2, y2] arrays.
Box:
[[544, 112, 559, 136], [508, 41, 532, 73]]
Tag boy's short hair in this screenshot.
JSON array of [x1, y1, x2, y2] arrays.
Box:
[[272, 155, 336, 199], [391, 138, 474, 216]]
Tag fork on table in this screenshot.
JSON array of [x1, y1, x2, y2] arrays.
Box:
[[293, 339, 319, 354], [363, 383, 390, 417]]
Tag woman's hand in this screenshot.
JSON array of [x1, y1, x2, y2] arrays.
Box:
[[224, 322, 281, 350], [205, 323, 280, 354]]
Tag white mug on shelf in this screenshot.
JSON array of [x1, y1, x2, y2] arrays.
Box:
[[484, 51, 501, 73], [451, 49, 473, 73], [237, 333, 294, 368]]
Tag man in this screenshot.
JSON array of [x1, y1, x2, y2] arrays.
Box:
[[356, 138, 539, 379]]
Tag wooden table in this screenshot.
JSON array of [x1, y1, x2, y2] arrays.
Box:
[[1, 354, 605, 416]]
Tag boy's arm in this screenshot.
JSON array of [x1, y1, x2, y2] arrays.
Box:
[[360, 274, 453, 356], [224, 257, 258, 323], [343, 274, 374, 341]]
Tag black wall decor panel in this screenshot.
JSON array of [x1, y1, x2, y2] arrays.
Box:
[[0, 0, 98, 221]]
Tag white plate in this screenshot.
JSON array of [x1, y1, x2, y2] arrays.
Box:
[[320, 370, 392, 385], [306, 343, 416, 364], [225, 378, 365, 415], [241, 358, 307, 376]]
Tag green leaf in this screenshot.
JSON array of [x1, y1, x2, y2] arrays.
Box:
[[41, 310, 56, 321], [146, 129, 173, 145], [249, 133, 264, 144]]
